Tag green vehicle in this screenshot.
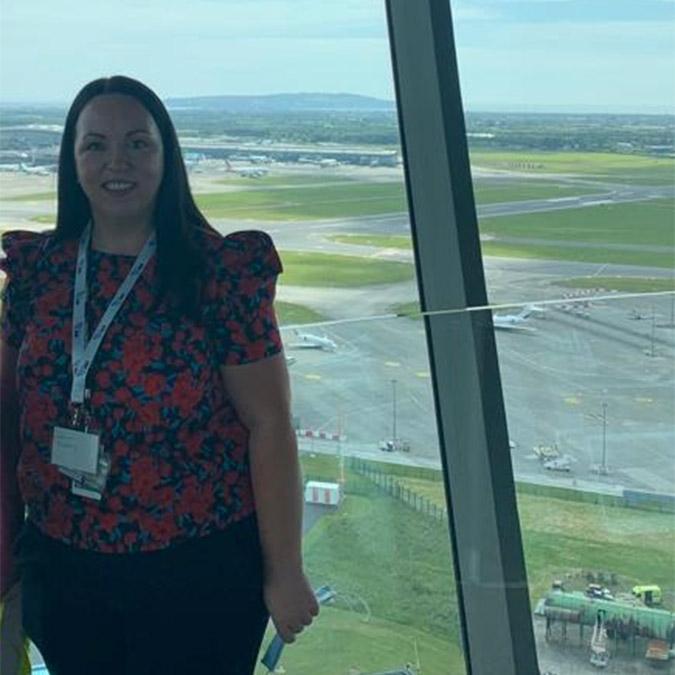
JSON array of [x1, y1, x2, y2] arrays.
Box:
[[632, 585, 663, 606]]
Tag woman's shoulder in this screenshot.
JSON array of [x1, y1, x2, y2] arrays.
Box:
[[194, 227, 282, 278], [0, 229, 56, 278]]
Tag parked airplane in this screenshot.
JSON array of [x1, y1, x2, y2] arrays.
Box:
[[20, 163, 54, 176], [183, 152, 205, 171], [289, 330, 337, 352], [493, 305, 544, 331], [224, 159, 268, 178]]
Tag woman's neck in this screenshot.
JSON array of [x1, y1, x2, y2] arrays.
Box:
[[90, 219, 155, 256]]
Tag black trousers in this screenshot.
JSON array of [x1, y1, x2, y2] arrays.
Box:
[[17, 517, 269, 675]]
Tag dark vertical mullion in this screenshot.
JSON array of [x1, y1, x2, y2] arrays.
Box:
[[385, 1, 540, 673]]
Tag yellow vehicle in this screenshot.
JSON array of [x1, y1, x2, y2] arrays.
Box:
[[632, 585, 662, 606]]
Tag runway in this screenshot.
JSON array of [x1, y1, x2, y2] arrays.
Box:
[[1, 170, 673, 495]]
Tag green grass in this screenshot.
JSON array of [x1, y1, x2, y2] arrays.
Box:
[[30, 215, 56, 224], [254, 606, 466, 675], [293, 452, 675, 671], [2, 191, 56, 201], [481, 241, 675, 269], [391, 301, 422, 319], [196, 183, 407, 220], [304, 488, 462, 640], [275, 301, 326, 326], [470, 150, 675, 186], [481, 199, 674, 248], [330, 218, 675, 269], [553, 276, 675, 293], [474, 181, 598, 204], [279, 251, 414, 287], [391, 475, 675, 608], [196, 178, 600, 221]]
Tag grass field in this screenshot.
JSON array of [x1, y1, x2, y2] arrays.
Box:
[[279, 251, 414, 287], [330, 197, 675, 269], [2, 191, 56, 202], [480, 198, 674, 248], [391, 475, 675, 607], [470, 150, 675, 186], [254, 606, 466, 675], [275, 301, 326, 326], [303, 488, 463, 639], [480, 240, 674, 269], [195, 182, 407, 220], [295, 454, 674, 671]]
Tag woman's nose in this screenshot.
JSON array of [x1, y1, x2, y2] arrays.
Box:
[[107, 143, 131, 169]]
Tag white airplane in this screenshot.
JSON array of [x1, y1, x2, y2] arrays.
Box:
[[20, 163, 54, 176], [183, 152, 205, 171], [492, 305, 544, 331], [224, 159, 268, 178], [289, 330, 337, 352]]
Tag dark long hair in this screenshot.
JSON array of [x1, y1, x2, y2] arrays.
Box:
[[55, 75, 214, 318]]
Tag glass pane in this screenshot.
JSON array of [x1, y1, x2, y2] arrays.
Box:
[[454, 1, 675, 670], [0, 3, 467, 674]]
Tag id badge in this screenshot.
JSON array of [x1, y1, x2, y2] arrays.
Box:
[[51, 426, 100, 475]]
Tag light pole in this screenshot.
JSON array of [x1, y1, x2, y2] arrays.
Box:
[[391, 379, 398, 442], [601, 401, 608, 475]]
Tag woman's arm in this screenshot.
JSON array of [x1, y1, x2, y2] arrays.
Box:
[[220, 352, 319, 643], [0, 337, 24, 599]]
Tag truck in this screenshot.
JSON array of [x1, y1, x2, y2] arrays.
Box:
[[379, 439, 411, 453], [632, 584, 663, 606]]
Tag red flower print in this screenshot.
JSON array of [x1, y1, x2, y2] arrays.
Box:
[[137, 401, 161, 427], [144, 373, 166, 398], [130, 456, 160, 505], [96, 370, 111, 388]]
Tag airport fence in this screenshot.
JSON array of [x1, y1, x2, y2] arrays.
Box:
[[341, 457, 675, 516], [515, 481, 675, 513], [348, 457, 448, 524]]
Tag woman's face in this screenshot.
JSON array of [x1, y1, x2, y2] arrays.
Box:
[[74, 94, 164, 227]]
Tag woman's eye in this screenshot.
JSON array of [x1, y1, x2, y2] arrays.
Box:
[[84, 141, 103, 151], [131, 139, 148, 149]]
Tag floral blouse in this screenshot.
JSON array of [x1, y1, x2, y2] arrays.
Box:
[[0, 227, 282, 553]]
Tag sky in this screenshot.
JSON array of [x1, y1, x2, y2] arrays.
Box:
[[0, 0, 674, 113]]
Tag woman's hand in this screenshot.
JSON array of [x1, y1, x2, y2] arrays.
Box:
[[263, 567, 320, 644]]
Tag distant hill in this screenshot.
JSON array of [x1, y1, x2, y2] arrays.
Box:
[[164, 93, 395, 113]]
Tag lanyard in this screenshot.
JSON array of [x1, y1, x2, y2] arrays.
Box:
[[71, 222, 157, 405]]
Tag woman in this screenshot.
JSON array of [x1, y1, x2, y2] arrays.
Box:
[[0, 75, 318, 674]]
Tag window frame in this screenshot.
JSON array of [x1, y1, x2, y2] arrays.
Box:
[[385, 1, 540, 672]]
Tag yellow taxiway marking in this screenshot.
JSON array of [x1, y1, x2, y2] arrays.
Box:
[[385, 361, 401, 368], [564, 396, 581, 405], [415, 371, 430, 379], [635, 396, 653, 404], [305, 374, 322, 381]]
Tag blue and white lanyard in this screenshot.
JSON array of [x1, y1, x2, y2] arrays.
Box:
[[70, 222, 157, 405]]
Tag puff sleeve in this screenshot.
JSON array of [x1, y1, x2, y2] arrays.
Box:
[[202, 230, 283, 365], [0, 231, 46, 349]]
